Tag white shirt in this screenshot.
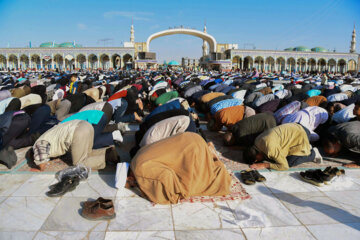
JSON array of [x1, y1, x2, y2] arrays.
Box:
[[281, 106, 328, 141], [332, 104, 355, 123]]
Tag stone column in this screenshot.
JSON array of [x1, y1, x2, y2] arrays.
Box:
[[29, 54, 32, 69], [74, 56, 77, 70], [97, 55, 100, 69], [17, 54, 20, 70], [62, 54, 65, 70], [51, 54, 54, 70], [109, 55, 113, 70], [241, 58, 244, 70], [86, 54, 89, 69], [40, 54, 43, 70]]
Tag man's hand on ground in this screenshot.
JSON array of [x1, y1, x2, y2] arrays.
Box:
[[250, 163, 270, 170]]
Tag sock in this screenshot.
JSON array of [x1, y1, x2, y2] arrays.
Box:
[[313, 147, 323, 164], [112, 130, 123, 143], [117, 122, 129, 134]]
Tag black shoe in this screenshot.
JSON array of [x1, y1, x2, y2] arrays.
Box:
[[322, 167, 345, 184], [300, 169, 327, 187], [0, 146, 17, 169], [240, 170, 256, 185], [251, 170, 266, 182], [46, 176, 80, 197]]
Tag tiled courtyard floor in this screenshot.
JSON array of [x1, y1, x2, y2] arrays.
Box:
[[0, 169, 360, 240], [0, 126, 359, 239]]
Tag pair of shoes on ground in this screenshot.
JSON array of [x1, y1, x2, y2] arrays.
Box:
[[81, 197, 116, 220], [240, 169, 266, 185], [46, 176, 80, 197], [300, 167, 345, 187]]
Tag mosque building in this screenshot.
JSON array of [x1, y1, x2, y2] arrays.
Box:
[[0, 24, 358, 73]]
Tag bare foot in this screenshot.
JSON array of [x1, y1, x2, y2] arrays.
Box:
[[344, 163, 360, 168], [30, 162, 46, 172], [136, 99, 143, 110]]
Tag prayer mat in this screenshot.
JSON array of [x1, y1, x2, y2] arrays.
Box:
[[180, 172, 251, 203]]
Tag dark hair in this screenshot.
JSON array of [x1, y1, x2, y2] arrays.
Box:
[[243, 146, 258, 164], [355, 100, 360, 107], [319, 101, 328, 109]]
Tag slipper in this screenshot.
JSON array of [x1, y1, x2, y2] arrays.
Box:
[[322, 167, 345, 184], [240, 170, 256, 185], [251, 170, 266, 182], [300, 170, 324, 187]]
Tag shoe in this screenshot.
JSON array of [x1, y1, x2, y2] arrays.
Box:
[[240, 170, 256, 185], [46, 176, 80, 197], [251, 170, 266, 182], [83, 197, 113, 209], [81, 202, 116, 220], [322, 167, 345, 184], [0, 146, 17, 169], [300, 170, 326, 187]]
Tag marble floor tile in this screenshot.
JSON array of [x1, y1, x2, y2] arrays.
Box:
[[262, 172, 320, 194], [227, 193, 300, 228], [0, 196, 7, 204], [41, 197, 108, 231], [315, 175, 360, 192], [108, 197, 173, 231], [172, 201, 238, 230], [324, 190, 360, 211], [242, 226, 315, 240], [307, 223, 360, 240], [116, 187, 142, 198], [0, 231, 37, 240], [0, 174, 32, 196], [12, 174, 57, 197], [275, 191, 360, 225], [0, 196, 58, 231], [175, 229, 245, 240], [63, 174, 117, 198], [34, 231, 105, 240], [105, 231, 175, 240], [345, 169, 360, 185]]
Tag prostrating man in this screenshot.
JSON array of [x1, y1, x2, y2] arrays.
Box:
[[245, 123, 321, 171], [131, 132, 231, 204]]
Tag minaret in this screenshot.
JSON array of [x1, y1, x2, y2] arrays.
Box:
[[202, 21, 208, 56], [130, 18, 135, 43], [350, 24, 356, 53]]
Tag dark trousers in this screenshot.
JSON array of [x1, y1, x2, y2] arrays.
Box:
[[3, 113, 32, 149], [113, 99, 128, 123], [5, 98, 21, 112], [28, 105, 52, 135], [92, 114, 113, 149], [286, 125, 315, 167]]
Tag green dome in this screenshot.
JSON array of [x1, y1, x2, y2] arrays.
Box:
[[293, 46, 311, 52], [168, 60, 179, 66], [59, 42, 75, 48], [39, 42, 57, 48], [311, 47, 327, 52], [284, 47, 294, 51]]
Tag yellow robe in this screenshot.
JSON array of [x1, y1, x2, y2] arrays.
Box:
[[131, 132, 231, 204], [254, 123, 311, 171]]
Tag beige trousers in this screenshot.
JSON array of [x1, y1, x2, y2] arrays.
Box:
[[71, 121, 107, 170]]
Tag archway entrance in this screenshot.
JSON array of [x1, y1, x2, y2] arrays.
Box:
[[146, 28, 217, 53]]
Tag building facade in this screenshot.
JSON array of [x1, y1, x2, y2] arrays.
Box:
[[0, 25, 358, 72], [0, 44, 135, 71]]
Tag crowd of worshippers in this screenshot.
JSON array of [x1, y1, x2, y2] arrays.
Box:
[[1, 69, 360, 204]]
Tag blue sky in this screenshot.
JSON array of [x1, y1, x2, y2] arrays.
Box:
[[0, 0, 359, 62]]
